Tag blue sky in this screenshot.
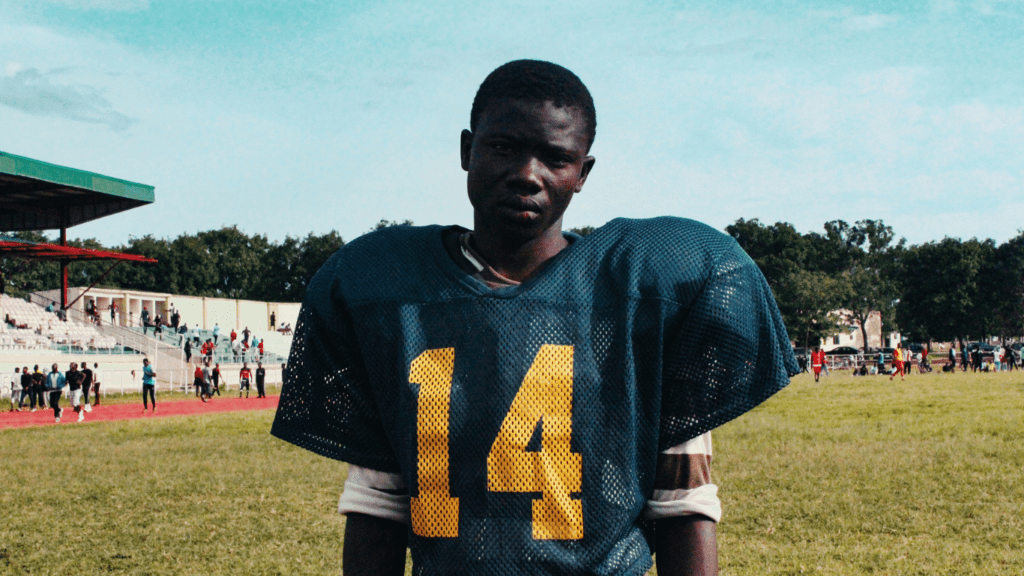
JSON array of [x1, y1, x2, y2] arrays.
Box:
[[1, 0, 1022, 247]]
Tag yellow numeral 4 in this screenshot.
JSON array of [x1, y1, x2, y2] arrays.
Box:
[[409, 345, 582, 540]]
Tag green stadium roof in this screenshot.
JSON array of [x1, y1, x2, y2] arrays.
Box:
[[0, 150, 155, 232]]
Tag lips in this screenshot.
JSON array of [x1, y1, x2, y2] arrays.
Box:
[[498, 196, 542, 214]]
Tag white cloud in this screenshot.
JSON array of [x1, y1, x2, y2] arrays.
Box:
[[812, 8, 900, 31], [0, 67, 136, 130]]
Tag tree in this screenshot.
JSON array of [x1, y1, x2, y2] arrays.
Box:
[[773, 270, 851, 351], [894, 237, 995, 348], [726, 219, 808, 290], [808, 220, 902, 352], [568, 225, 594, 237]]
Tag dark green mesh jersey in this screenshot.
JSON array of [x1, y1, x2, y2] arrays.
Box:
[[272, 217, 798, 575]]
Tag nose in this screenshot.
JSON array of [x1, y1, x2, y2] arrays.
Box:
[[507, 154, 544, 192]]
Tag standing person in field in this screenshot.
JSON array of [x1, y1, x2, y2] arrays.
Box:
[[272, 60, 797, 576], [65, 362, 86, 423], [32, 365, 45, 410], [200, 360, 214, 402], [890, 343, 905, 381], [8, 367, 21, 411], [45, 363, 66, 423], [212, 363, 222, 396], [255, 362, 266, 399], [19, 367, 32, 411], [80, 359, 94, 412], [92, 363, 102, 406], [948, 346, 956, 372], [239, 363, 252, 398], [193, 364, 204, 397], [141, 358, 157, 414], [811, 347, 825, 383]]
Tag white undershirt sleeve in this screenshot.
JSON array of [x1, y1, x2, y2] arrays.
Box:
[[337, 465, 411, 524], [643, 432, 722, 522]]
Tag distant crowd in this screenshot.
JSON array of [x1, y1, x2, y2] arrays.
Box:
[[797, 341, 1020, 380], [5, 361, 103, 423]]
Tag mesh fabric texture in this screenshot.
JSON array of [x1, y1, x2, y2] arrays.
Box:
[[272, 217, 799, 575]]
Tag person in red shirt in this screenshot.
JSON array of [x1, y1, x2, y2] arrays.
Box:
[[193, 365, 204, 397], [239, 363, 252, 398], [811, 347, 825, 382], [890, 343, 905, 381]]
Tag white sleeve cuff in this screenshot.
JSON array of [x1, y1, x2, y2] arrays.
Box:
[[643, 483, 722, 523], [337, 465, 410, 525]]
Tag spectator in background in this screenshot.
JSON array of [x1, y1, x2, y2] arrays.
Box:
[[948, 346, 956, 372], [171, 307, 180, 330], [230, 328, 237, 346], [242, 326, 251, 345], [213, 323, 221, 344], [193, 365, 203, 397], [19, 367, 32, 411], [32, 365, 45, 410], [191, 325, 200, 345], [92, 363, 102, 406], [212, 363, 222, 396], [281, 362, 288, 384], [80, 360, 93, 413], [8, 367, 21, 411], [239, 363, 252, 399], [110, 302, 117, 325], [255, 362, 266, 398], [270, 312, 276, 330], [154, 314, 163, 337], [45, 363, 66, 423], [141, 306, 151, 335], [141, 358, 156, 414], [201, 360, 214, 402], [184, 339, 193, 363], [65, 362, 85, 423], [46, 301, 54, 313]]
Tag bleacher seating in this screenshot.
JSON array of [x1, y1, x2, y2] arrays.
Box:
[[1, 295, 118, 350]]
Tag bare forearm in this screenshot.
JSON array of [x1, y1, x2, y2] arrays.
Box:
[[655, 515, 718, 576], [343, 512, 408, 576]]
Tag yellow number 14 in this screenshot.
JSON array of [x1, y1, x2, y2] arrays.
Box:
[[409, 345, 583, 540]]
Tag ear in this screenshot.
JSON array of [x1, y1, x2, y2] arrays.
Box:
[[460, 129, 474, 171], [574, 155, 596, 193]]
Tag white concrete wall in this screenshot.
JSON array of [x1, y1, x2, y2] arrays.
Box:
[[205, 298, 236, 332], [237, 300, 267, 333], [172, 296, 204, 330]]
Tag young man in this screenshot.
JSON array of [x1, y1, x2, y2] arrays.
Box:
[[255, 362, 266, 398], [212, 363, 222, 396], [19, 367, 32, 411], [8, 367, 21, 411], [65, 362, 86, 423], [31, 365, 45, 410], [239, 363, 252, 398], [811, 347, 825, 382], [92, 363, 102, 406], [272, 60, 797, 576], [141, 358, 157, 413], [45, 364, 66, 423], [201, 360, 214, 402], [80, 359, 93, 412], [890, 343, 905, 381]]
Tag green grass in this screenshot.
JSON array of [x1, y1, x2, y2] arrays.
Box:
[[1, 371, 1022, 575]]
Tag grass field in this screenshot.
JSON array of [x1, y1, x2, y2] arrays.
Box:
[[1, 370, 1022, 575]]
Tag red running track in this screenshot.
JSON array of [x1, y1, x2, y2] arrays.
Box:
[[0, 394, 279, 430]]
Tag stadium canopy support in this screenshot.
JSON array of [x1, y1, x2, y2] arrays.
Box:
[[0, 150, 156, 310]]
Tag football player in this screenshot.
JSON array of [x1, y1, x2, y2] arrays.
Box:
[[273, 59, 798, 575]]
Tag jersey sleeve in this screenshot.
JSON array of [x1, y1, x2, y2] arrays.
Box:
[[658, 238, 799, 450], [271, 257, 400, 473]]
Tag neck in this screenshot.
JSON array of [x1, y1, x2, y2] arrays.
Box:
[[470, 224, 568, 282]]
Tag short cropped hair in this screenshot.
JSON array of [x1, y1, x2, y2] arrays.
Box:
[[471, 60, 597, 151]]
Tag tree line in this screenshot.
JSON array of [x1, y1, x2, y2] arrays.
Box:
[[723, 219, 1024, 351], [3, 219, 1021, 351]]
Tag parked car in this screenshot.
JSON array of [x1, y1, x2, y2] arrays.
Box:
[[825, 346, 861, 356]]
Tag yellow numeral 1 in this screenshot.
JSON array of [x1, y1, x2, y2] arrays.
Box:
[[410, 345, 582, 540], [409, 348, 459, 537], [487, 345, 582, 540]]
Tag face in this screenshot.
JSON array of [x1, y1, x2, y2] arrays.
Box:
[[462, 99, 595, 241]]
